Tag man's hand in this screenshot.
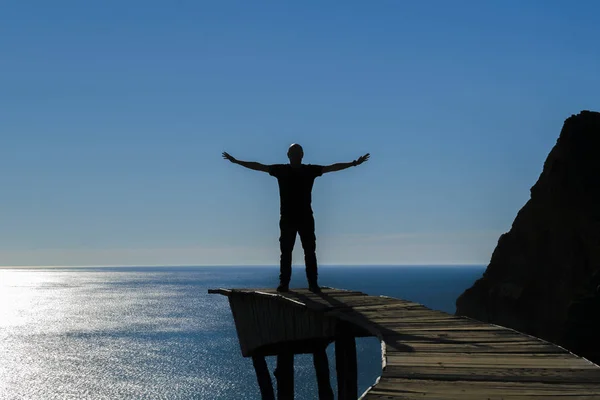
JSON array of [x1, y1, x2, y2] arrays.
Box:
[[355, 153, 370, 166], [222, 152, 237, 163]]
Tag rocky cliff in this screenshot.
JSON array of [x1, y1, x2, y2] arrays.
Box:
[[456, 110, 600, 363]]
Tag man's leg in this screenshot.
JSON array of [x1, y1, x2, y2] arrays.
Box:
[[278, 218, 297, 292], [298, 214, 320, 292]]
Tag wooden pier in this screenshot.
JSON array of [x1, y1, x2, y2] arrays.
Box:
[[208, 287, 600, 399]]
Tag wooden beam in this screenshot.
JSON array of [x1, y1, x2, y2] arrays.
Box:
[[226, 292, 338, 357], [313, 347, 334, 400], [251, 338, 335, 358], [252, 356, 275, 400], [207, 288, 232, 295], [274, 352, 294, 400], [336, 335, 357, 400]]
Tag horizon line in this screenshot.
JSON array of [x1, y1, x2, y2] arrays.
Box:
[[0, 263, 488, 269]]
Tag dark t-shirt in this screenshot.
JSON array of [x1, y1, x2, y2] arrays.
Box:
[[269, 164, 324, 217]]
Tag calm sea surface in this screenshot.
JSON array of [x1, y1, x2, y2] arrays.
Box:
[[0, 265, 484, 399]]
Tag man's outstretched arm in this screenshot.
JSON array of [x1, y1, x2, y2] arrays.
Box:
[[222, 152, 270, 172], [323, 153, 370, 174]]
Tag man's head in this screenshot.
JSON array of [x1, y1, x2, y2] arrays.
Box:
[[287, 143, 304, 165]]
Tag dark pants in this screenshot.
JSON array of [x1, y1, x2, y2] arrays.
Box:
[[279, 214, 318, 286]]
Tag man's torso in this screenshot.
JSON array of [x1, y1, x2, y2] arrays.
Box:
[[269, 164, 323, 217]]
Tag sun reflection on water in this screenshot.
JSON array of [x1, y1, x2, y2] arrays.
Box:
[[0, 268, 245, 399]]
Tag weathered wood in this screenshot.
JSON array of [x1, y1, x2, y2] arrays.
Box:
[[385, 341, 567, 354], [227, 292, 338, 356], [384, 352, 596, 368], [371, 377, 600, 395], [313, 347, 334, 400], [207, 288, 231, 295], [336, 334, 358, 400], [209, 287, 600, 399], [382, 365, 600, 384], [274, 352, 294, 400], [252, 355, 275, 400], [252, 338, 334, 357]]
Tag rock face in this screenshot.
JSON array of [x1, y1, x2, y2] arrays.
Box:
[[456, 110, 600, 363]]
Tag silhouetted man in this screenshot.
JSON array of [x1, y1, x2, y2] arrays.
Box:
[[222, 144, 369, 293]]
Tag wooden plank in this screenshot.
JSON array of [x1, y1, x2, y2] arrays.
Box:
[[385, 352, 597, 369], [207, 288, 232, 295], [379, 324, 510, 331], [381, 365, 600, 384], [320, 290, 367, 296], [386, 351, 592, 362], [319, 296, 395, 304], [384, 342, 567, 354], [388, 336, 545, 345], [356, 315, 461, 323], [342, 299, 417, 306], [371, 378, 600, 395], [364, 389, 600, 399], [367, 320, 491, 328], [356, 313, 466, 320], [286, 291, 366, 298], [355, 313, 462, 321], [284, 296, 354, 307], [254, 291, 308, 308], [326, 305, 418, 315], [351, 301, 425, 308], [382, 332, 537, 342]]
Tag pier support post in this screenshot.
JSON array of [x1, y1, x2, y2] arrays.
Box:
[[313, 347, 334, 400], [252, 355, 275, 400], [335, 335, 357, 400], [274, 352, 294, 400]]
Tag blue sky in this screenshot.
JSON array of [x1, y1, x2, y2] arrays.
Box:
[[2, 1, 599, 266]]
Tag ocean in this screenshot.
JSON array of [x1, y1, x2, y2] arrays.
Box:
[[0, 265, 484, 399]]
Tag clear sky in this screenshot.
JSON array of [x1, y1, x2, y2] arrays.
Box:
[[2, 1, 599, 266]]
